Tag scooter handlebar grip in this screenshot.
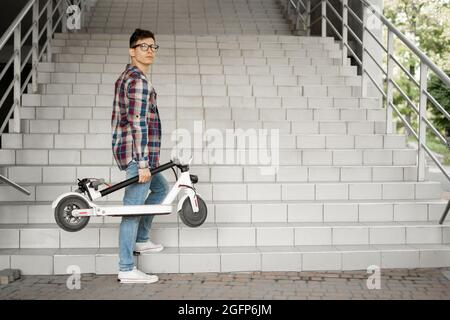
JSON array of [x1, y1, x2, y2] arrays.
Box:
[[99, 161, 175, 197]]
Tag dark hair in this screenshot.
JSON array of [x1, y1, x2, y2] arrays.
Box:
[[129, 28, 155, 48]]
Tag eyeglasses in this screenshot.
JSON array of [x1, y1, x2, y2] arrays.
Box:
[[132, 43, 160, 52]]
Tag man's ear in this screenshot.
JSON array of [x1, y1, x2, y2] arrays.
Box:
[[129, 47, 135, 58]]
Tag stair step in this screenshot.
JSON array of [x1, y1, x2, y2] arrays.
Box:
[[22, 93, 381, 109], [17, 106, 386, 122], [2, 243, 450, 274], [0, 148, 419, 166], [0, 181, 442, 202], [10, 119, 394, 135], [51, 48, 345, 58], [0, 221, 448, 250], [53, 33, 338, 43], [35, 78, 366, 94], [2, 133, 408, 150], [38, 65, 358, 80], [39, 61, 358, 74], [1, 164, 425, 184], [0, 200, 447, 224]]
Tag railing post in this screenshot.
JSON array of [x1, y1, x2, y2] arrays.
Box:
[[361, 5, 367, 97], [418, 61, 428, 182], [31, 0, 39, 93], [46, 0, 53, 62], [13, 24, 21, 133], [286, 0, 291, 17], [60, 0, 67, 33], [79, 0, 85, 29], [321, 0, 326, 37], [342, 0, 348, 65], [385, 30, 394, 134], [295, 0, 300, 31], [306, 0, 311, 36]]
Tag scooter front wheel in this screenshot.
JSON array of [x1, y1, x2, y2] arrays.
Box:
[[54, 195, 91, 232], [178, 195, 207, 227]]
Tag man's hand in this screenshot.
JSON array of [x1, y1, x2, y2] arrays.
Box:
[[138, 168, 151, 183]]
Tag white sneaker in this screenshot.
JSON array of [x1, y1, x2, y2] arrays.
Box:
[[118, 267, 158, 284], [134, 240, 164, 254]]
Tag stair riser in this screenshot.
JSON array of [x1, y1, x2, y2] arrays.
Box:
[[3, 165, 426, 184], [0, 202, 446, 224], [39, 60, 356, 73], [52, 45, 343, 54], [2, 133, 408, 150], [38, 67, 359, 81], [10, 119, 395, 135], [3, 247, 450, 275], [16, 106, 387, 122], [0, 181, 442, 202], [36, 78, 365, 93], [23, 94, 381, 109], [0, 148, 419, 166], [1, 225, 449, 250]]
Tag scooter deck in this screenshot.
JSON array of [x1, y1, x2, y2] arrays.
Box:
[[72, 204, 173, 217]]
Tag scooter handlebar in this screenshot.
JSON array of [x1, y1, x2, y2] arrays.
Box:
[[99, 161, 176, 197]]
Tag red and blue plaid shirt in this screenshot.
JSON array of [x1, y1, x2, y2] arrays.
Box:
[[112, 64, 161, 171]]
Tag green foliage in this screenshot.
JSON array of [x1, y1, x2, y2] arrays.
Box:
[[428, 72, 450, 133], [383, 0, 450, 138]]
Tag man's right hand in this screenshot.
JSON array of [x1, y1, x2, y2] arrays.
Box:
[[138, 168, 151, 183]]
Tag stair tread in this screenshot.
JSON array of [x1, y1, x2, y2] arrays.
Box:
[[0, 199, 446, 206], [1, 244, 450, 257], [1, 221, 448, 229]]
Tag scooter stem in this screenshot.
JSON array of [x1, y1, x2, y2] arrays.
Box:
[[99, 161, 176, 197]]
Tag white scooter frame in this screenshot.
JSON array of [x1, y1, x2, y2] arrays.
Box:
[[52, 156, 207, 232]]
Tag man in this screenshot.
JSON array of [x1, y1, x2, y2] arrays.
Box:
[[112, 29, 168, 284]]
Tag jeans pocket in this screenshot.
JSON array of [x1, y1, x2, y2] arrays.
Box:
[[126, 160, 138, 178]]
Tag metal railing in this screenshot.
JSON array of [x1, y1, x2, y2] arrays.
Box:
[[0, 0, 87, 136], [0, 174, 31, 195], [283, 0, 450, 224], [0, 0, 87, 195]]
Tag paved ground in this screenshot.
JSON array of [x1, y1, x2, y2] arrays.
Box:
[[1, 268, 449, 300]]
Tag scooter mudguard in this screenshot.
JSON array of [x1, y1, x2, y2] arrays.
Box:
[[177, 192, 201, 213], [51, 192, 93, 209]]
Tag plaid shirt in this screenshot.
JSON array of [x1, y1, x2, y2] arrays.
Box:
[[112, 64, 161, 171]]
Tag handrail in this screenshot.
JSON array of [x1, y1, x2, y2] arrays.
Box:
[[0, 0, 35, 49], [0, 175, 31, 196], [283, 0, 450, 224], [360, 0, 450, 88], [0, 0, 88, 196], [0, 0, 87, 137]]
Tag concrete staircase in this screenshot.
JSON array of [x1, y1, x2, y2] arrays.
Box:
[[0, 0, 449, 275], [82, 0, 292, 35]]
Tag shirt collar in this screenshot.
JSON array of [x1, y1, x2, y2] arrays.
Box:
[[126, 63, 149, 81]]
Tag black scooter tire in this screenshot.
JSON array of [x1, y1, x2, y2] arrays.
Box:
[[54, 195, 91, 232], [178, 196, 207, 228]]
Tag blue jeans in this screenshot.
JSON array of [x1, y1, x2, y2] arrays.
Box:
[[118, 161, 169, 272]]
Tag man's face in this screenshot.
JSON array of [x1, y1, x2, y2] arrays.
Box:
[[129, 37, 156, 66]]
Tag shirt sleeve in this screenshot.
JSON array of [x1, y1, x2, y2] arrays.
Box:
[[126, 78, 149, 163]]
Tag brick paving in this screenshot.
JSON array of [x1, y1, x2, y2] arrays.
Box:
[[0, 268, 449, 300]]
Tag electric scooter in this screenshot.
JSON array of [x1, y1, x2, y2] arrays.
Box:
[[52, 156, 207, 232]]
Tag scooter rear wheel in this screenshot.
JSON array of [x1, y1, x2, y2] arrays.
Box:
[[54, 195, 90, 232], [178, 196, 207, 227]]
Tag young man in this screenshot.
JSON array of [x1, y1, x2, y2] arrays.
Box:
[[112, 29, 168, 284]]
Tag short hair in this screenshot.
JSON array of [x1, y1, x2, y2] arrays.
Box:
[[129, 28, 155, 48]]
